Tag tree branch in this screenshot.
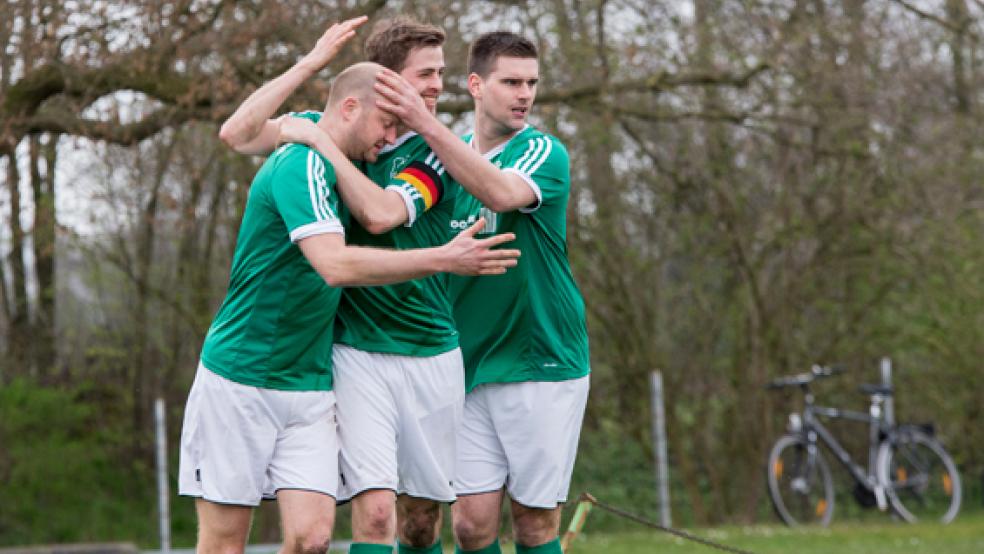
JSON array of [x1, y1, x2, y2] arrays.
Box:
[[890, 0, 975, 36], [438, 63, 770, 114]]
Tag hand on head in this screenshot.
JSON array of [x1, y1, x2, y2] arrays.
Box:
[[374, 69, 432, 131]]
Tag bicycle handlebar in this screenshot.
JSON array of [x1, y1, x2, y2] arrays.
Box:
[[765, 364, 845, 390]]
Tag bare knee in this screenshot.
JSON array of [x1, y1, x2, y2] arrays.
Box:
[[398, 498, 441, 547], [282, 529, 332, 554], [512, 504, 560, 547], [353, 492, 397, 543], [453, 501, 499, 550]]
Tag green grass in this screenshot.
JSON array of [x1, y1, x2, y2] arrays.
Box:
[[564, 510, 984, 553]]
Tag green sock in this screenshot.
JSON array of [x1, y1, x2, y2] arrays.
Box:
[[455, 539, 502, 554], [349, 543, 394, 554], [398, 541, 441, 554], [515, 538, 562, 554]]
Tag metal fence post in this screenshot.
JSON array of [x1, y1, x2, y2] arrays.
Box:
[[650, 371, 672, 527], [880, 357, 894, 425], [155, 398, 171, 554]]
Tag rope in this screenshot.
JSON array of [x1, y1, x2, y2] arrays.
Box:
[[566, 493, 758, 554]]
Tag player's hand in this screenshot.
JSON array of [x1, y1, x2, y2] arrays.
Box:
[[276, 116, 331, 150], [374, 68, 435, 132], [298, 16, 369, 73], [442, 218, 520, 276]]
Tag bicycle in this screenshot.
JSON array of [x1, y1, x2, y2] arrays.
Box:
[[764, 364, 961, 526]]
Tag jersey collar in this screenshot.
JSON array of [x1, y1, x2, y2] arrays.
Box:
[[469, 124, 530, 160], [380, 131, 418, 154]]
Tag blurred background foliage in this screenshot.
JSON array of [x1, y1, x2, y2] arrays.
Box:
[[0, 0, 981, 545]]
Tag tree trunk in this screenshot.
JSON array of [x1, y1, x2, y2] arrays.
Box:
[[5, 148, 32, 378], [29, 134, 58, 381]]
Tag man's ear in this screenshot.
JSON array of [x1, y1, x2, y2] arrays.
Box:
[[340, 96, 361, 122], [467, 73, 483, 100]]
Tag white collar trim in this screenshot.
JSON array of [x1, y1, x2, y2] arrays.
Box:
[[469, 125, 529, 159], [380, 131, 418, 154]]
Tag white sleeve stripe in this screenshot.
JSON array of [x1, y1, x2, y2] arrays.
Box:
[[425, 151, 436, 165], [522, 137, 552, 175], [386, 184, 418, 227], [503, 167, 543, 213], [290, 221, 345, 242], [307, 151, 323, 222]]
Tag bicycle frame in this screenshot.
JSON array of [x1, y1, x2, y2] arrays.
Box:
[[795, 390, 889, 509]]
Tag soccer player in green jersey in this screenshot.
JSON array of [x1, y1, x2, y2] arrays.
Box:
[[179, 61, 519, 554], [218, 17, 486, 554], [373, 33, 591, 554]]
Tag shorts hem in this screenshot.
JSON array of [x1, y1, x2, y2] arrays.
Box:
[[179, 492, 261, 507], [397, 489, 457, 504], [453, 486, 505, 498], [336, 485, 397, 505], [507, 497, 568, 510], [270, 487, 338, 500]]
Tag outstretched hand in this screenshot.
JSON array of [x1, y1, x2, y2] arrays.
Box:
[[299, 16, 369, 73], [374, 68, 434, 132], [443, 218, 521, 276]]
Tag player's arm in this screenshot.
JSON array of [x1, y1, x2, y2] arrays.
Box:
[[218, 16, 368, 155], [374, 69, 537, 212], [277, 117, 409, 233], [298, 218, 520, 287]]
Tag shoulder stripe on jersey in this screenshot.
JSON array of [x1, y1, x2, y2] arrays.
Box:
[[315, 155, 338, 220], [307, 151, 322, 221], [514, 138, 545, 175], [521, 137, 552, 176], [306, 151, 336, 222], [512, 139, 538, 171], [395, 160, 443, 212]]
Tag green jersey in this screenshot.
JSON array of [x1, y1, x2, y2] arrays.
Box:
[[449, 125, 590, 391], [336, 131, 461, 356], [200, 138, 346, 391]]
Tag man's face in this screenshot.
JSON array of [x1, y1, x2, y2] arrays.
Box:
[[399, 45, 445, 115], [476, 56, 539, 134], [353, 102, 398, 162]]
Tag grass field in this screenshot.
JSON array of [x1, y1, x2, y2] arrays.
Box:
[[563, 510, 984, 553]]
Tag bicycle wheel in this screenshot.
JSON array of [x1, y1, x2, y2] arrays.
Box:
[[877, 429, 962, 523], [766, 434, 835, 526]]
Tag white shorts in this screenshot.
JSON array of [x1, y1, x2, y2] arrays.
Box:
[[455, 375, 590, 509], [333, 345, 464, 503], [178, 363, 339, 506]]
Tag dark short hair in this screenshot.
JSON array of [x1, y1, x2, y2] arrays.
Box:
[[364, 16, 445, 72], [467, 31, 538, 78]]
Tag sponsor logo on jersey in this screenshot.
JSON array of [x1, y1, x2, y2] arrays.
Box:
[[450, 207, 498, 235]]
